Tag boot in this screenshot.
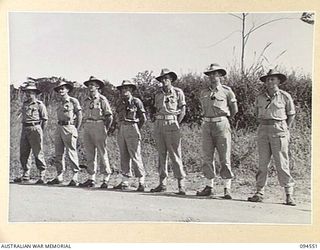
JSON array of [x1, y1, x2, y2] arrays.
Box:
[[196, 185, 212, 196]]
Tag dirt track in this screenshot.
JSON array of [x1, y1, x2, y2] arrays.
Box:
[[9, 183, 311, 224]]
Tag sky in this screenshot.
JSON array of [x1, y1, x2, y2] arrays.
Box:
[[9, 12, 314, 87]]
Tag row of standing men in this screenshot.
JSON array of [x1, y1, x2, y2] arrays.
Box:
[[13, 63, 297, 206]]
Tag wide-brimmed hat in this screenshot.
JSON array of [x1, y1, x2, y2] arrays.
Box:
[[116, 80, 137, 90], [54, 80, 74, 92], [83, 76, 105, 89], [155, 68, 178, 82], [260, 69, 287, 83], [21, 81, 41, 94], [204, 63, 227, 76]]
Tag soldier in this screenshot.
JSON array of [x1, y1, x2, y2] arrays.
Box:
[[248, 69, 296, 206], [150, 68, 187, 195], [113, 80, 147, 191], [47, 80, 82, 186], [14, 80, 48, 184], [79, 76, 113, 188], [196, 64, 238, 199]]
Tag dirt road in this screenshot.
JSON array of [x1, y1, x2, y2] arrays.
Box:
[[9, 184, 311, 224]]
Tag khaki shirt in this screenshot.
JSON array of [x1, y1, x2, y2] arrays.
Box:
[[154, 87, 186, 115], [83, 93, 112, 121], [255, 89, 295, 120], [21, 99, 48, 123], [200, 84, 237, 117], [116, 96, 145, 122], [56, 96, 81, 122]]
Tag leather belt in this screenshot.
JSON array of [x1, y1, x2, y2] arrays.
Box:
[[203, 116, 227, 122], [85, 119, 104, 123], [156, 114, 176, 120], [23, 121, 41, 127], [259, 119, 284, 125], [58, 121, 73, 126]]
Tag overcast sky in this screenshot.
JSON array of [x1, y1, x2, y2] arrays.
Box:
[[9, 12, 314, 87]]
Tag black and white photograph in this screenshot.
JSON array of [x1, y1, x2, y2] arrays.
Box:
[[8, 11, 314, 225]]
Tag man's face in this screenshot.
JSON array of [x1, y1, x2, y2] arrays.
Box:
[[25, 90, 36, 99], [57, 85, 69, 96], [265, 76, 280, 89], [120, 86, 133, 99], [208, 71, 222, 85], [160, 75, 172, 89], [88, 82, 100, 92]]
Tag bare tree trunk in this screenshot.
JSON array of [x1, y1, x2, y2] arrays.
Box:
[[241, 13, 246, 75]]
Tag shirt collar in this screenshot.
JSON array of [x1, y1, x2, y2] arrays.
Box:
[[87, 93, 100, 100], [161, 86, 174, 95], [208, 83, 223, 92]]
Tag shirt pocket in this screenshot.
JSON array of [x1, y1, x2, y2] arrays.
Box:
[[212, 94, 226, 109], [273, 101, 286, 118], [92, 101, 103, 117]]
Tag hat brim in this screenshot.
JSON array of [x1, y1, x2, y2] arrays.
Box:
[[84, 79, 105, 89], [204, 69, 227, 76], [116, 84, 137, 90], [54, 83, 74, 92], [260, 74, 287, 83], [156, 72, 178, 82], [22, 88, 41, 94]]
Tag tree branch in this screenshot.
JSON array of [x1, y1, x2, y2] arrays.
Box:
[[246, 17, 297, 36], [229, 13, 242, 20], [203, 30, 241, 48]]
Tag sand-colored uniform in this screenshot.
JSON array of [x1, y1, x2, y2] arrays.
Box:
[[153, 87, 186, 179], [200, 84, 237, 179], [20, 99, 48, 175], [255, 89, 295, 194], [82, 93, 112, 175], [116, 97, 146, 177], [54, 96, 82, 175]]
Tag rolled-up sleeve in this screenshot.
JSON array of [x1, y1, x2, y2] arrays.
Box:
[[285, 94, 296, 115], [39, 103, 48, 121]]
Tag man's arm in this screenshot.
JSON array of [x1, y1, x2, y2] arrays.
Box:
[[286, 114, 295, 128], [75, 110, 83, 130], [229, 101, 238, 118], [105, 114, 113, 130], [178, 105, 186, 124], [138, 113, 147, 129]]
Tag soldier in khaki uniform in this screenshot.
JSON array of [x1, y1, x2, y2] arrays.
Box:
[[14, 80, 48, 184], [79, 76, 113, 188], [113, 80, 147, 191], [47, 81, 82, 186], [248, 69, 296, 206], [196, 64, 238, 199], [150, 69, 187, 195]]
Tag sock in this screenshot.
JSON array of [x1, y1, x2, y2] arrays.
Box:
[[89, 174, 96, 181], [122, 176, 129, 186], [160, 178, 167, 186], [207, 179, 214, 188], [178, 178, 185, 188], [138, 176, 145, 185], [102, 174, 111, 183], [72, 172, 79, 182], [40, 170, 46, 180], [224, 179, 232, 189], [57, 173, 63, 182]]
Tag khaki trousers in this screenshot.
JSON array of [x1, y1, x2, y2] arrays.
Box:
[[20, 125, 46, 174], [83, 121, 112, 175], [201, 118, 234, 179], [54, 125, 80, 175], [154, 119, 185, 179], [117, 123, 145, 177], [256, 121, 295, 195]]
